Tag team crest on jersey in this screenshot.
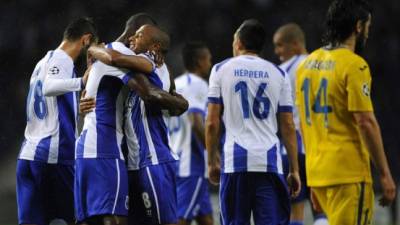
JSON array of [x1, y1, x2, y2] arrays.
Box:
[[48, 66, 60, 75], [362, 83, 370, 96]]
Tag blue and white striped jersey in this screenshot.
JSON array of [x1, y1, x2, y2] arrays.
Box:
[[168, 73, 208, 177], [125, 59, 178, 170], [75, 42, 132, 160], [279, 54, 307, 155], [208, 55, 293, 174], [19, 49, 82, 165]]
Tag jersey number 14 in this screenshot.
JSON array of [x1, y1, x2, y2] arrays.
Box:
[[301, 78, 332, 127]]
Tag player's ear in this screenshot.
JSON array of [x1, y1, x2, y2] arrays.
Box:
[[81, 34, 92, 46], [356, 20, 363, 34]]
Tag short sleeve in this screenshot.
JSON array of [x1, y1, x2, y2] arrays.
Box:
[[278, 73, 293, 112], [46, 58, 72, 79], [187, 81, 208, 115], [207, 65, 222, 104], [137, 52, 156, 71], [346, 59, 373, 111]]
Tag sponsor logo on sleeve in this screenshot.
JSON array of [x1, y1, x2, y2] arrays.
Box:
[[362, 83, 370, 97], [48, 66, 60, 75]]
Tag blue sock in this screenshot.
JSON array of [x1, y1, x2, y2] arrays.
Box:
[[290, 221, 304, 225]]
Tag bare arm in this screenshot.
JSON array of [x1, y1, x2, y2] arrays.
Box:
[[279, 112, 301, 197], [126, 74, 188, 116], [205, 103, 222, 185], [353, 111, 395, 206], [88, 46, 153, 74], [189, 112, 205, 145]]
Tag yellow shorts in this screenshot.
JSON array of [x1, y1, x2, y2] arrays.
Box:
[[312, 182, 374, 225]]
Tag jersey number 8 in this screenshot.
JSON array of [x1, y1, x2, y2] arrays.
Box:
[[235, 81, 270, 120], [27, 80, 48, 120]]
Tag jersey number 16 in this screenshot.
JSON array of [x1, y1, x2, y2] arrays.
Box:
[[235, 81, 270, 120]]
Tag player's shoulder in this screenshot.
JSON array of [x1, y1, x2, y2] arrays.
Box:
[[212, 57, 233, 73], [49, 49, 73, 65], [175, 73, 207, 90], [106, 42, 134, 55]]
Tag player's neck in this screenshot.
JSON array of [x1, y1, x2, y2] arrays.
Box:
[[238, 50, 258, 57], [187, 69, 203, 80], [337, 35, 356, 52], [58, 40, 82, 62]]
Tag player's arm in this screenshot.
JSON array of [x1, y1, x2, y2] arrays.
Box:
[[125, 74, 188, 116], [205, 65, 222, 185], [353, 112, 395, 206], [279, 74, 301, 197], [346, 60, 395, 206], [187, 82, 208, 145], [88, 45, 153, 74], [43, 60, 87, 96], [206, 102, 222, 185]]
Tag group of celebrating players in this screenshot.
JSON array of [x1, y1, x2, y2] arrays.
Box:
[[16, 0, 397, 225]]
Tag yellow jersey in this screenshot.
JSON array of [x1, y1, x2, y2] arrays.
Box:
[[296, 48, 373, 187]]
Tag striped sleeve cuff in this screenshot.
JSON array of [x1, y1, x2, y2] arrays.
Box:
[[187, 107, 206, 116], [208, 97, 223, 104], [122, 72, 134, 85], [278, 105, 293, 112]]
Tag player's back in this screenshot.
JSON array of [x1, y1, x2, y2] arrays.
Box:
[[169, 73, 208, 177], [296, 48, 373, 186], [20, 49, 77, 164], [76, 42, 133, 160], [209, 55, 292, 173]]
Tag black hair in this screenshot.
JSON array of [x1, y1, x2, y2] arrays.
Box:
[[182, 42, 208, 71], [323, 0, 372, 46], [236, 19, 266, 53], [63, 17, 97, 42], [126, 13, 157, 34]]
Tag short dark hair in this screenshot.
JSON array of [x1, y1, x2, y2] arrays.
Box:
[[126, 13, 157, 34], [182, 42, 208, 71], [63, 17, 97, 42], [236, 19, 266, 53], [323, 0, 371, 46]]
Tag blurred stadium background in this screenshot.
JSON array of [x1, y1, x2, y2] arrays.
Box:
[[0, 0, 399, 224]]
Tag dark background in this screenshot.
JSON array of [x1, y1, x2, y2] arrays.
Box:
[[0, 0, 399, 224]]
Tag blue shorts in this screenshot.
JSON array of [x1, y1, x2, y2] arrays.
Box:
[[220, 172, 290, 225], [176, 176, 213, 220], [128, 162, 177, 225], [281, 153, 309, 203], [16, 159, 74, 225], [74, 158, 129, 222]]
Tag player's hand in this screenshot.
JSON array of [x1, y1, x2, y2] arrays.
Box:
[[208, 163, 221, 185], [79, 91, 96, 115], [310, 189, 323, 212], [379, 173, 396, 207], [287, 171, 301, 198]]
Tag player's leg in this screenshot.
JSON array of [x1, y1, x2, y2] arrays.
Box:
[[219, 172, 252, 225], [194, 179, 213, 225], [47, 163, 75, 225], [16, 159, 47, 225], [176, 176, 213, 225], [74, 158, 129, 225], [133, 162, 178, 225], [252, 173, 290, 225]]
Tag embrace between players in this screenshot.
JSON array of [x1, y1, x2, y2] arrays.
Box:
[[17, 0, 396, 225]]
